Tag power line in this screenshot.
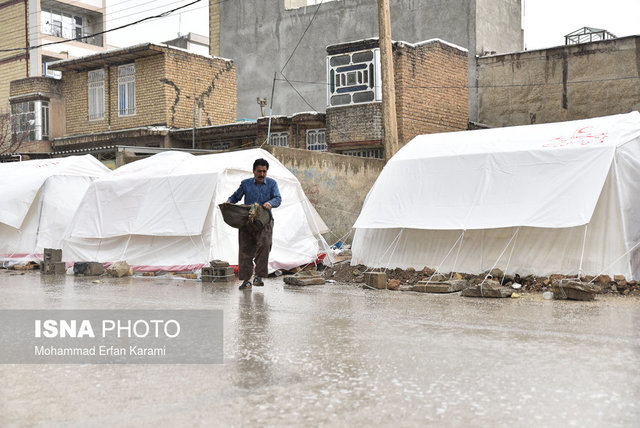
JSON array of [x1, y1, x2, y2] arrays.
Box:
[[0, 0, 204, 53], [279, 0, 324, 113], [274, 75, 639, 90]]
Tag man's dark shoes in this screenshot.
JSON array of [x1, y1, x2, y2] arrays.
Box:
[[239, 280, 252, 290], [253, 276, 264, 287]]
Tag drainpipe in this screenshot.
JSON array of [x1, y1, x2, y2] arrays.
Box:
[[107, 67, 111, 130], [24, 0, 29, 76]]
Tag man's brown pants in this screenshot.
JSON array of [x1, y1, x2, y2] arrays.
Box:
[[238, 219, 273, 281]]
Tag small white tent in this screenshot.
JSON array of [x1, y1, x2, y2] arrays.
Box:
[[62, 149, 332, 272], [0, 155, 111, 265], [352, 112, 640, 279]]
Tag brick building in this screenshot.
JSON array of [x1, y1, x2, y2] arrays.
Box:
[[209, 0, 522, 121], [41, 43, 236, 158], [0, 0, 108, 111], [477, 35, 640, 127], [326, 38, 469, 158]]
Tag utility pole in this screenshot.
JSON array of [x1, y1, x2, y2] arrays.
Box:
[[377, 0, 399, 162]]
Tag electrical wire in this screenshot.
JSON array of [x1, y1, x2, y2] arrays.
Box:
[[0, 0, 231, 53]]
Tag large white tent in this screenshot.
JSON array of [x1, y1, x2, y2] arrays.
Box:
[[0, 155, 111, 266], [352, 112, 640, 279], [62, 149, 332, 272]]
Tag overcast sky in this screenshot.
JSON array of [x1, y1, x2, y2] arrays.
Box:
[[105, 0, 640, 51]]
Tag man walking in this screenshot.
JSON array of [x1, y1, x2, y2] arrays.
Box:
[[228, 158, 281, 290]]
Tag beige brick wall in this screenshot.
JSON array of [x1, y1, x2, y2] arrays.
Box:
[[395, 41, 468, 146], [477, 36, 640, 127], [63, 54, 167, 135], [62, 48, 236, 137], [10, 77, 62, 97], [0, 0, 29, 111], [163, 51, 236, 128]]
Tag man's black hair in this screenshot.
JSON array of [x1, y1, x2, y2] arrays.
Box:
[[253, 158, 269, 171]]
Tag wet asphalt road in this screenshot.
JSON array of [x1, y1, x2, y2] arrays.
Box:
[[0, 270, 639, 427]]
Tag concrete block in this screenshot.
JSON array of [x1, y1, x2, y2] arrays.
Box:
[[201, 266, 234, 282], [413, 280, 467, 293], [44, 248, 62, 262], [364, 272, 388, 289], [73, 262, 104, 276], [41, 261, 66, 275], [210, 259, 230, 268], [214, 267, 234, 277]]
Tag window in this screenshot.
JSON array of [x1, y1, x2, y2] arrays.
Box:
[[341, 148, 383, 159], [285, 0, 337, 9], [306, 129, 327, 151], [269, 132, 289, 147], [41, 10, 84, 40], [118, 64, 135, 116], [327, 48, 381, 106], [41, 102, 49, 140], [88, 69, 105, 120], [10, 101, 49, 142], [10, 102, 36, 142], [210, 141, 230, 150], [74, 16, 83, 40]]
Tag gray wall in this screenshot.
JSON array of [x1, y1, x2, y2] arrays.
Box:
[[477, 36, 640, 127], [218, 0, 522, 121], [264, 145, 384, 245]]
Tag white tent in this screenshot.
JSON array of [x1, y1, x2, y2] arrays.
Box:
[[62, 149, 332, 272], [0, 155, 111, 265], [352, 112, 640, 279]]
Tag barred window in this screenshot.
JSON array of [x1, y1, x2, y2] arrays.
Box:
[[88, 69, 105, 120], [269, 131, 289, 147], [341, 148, 383, 159], [306, 129, 327, 151], [118, 64, 136, 116]]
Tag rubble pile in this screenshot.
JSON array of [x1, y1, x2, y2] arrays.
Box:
[[322, 262, 640, 296]]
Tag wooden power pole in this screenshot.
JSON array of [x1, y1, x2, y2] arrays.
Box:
[[377, 0, 399, 162]]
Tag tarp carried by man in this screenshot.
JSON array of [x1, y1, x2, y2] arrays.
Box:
[[0, 155, 111, 266], [352, 112, 640, 279], [62, 148, 331, 272]]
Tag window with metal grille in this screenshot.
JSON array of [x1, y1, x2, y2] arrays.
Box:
[[88, 69, 105, 120], [327, 48, 381, 106], [10, 102, 36, 142], [118, 64, 135, 116], [41, 102, 49, 140], [269, 131, 289, 147], [341, 148, 383, 159], [306, 129, 327, 151]]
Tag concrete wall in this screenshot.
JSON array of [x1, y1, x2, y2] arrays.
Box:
[[264, 145, 384, 245], [214, 0, 522, 121], [477, 36, 640, 127]]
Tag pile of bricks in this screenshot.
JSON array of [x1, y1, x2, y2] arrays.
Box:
[[201, 260, 234, 283], [41, 248, 65, 275]]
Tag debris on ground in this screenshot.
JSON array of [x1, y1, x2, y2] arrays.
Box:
[[551, 280, 600, 301], [461, 281, 513, 298], [106, 261, 133, 277], [284, 270, 325, 286], [321, 259, 640, 297]]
